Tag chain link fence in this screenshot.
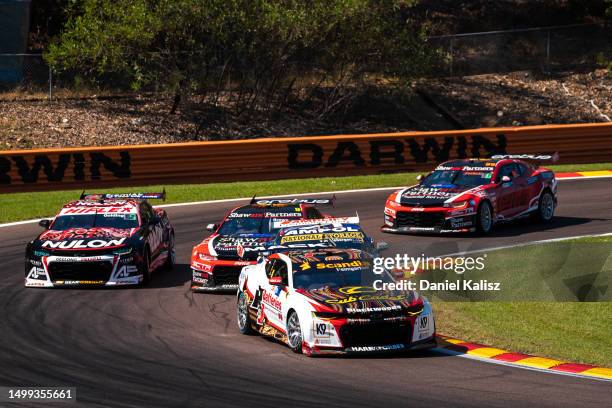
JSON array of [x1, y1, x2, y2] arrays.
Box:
[[428, 22, 611, 77], [1, 22, 610, 101], [0, 54, 51, 99]]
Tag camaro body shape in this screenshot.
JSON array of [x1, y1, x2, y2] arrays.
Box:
[[382, 155, 558, 234], [190, 198, 336, 291], [25, 193, 174, 287], [237, 248, 436, 356]]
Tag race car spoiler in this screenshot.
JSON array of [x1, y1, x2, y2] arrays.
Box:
[[250, 195, 336, 207], [491, 152, 559, 163], [272, 215, 360, 229], [80, 190, 167, 201]]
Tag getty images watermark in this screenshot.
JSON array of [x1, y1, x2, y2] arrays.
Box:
[[372, 253, 502, 292]]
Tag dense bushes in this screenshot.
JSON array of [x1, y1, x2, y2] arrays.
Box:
[[45, 0, 438, 116]]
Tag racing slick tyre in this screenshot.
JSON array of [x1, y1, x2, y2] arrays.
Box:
[[164, 233, 176, 270], [476, 201, 493, 235], [287, 311, 303, 354], [237, 291, 254, 335], [534, 190, 555, 223], [141, 248, 151, 286]]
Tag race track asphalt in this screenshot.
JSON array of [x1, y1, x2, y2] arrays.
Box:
[[0, 178, 610, 407]]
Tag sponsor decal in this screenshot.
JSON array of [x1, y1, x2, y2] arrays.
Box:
[[345, 305, 402, 313], [192, 276, 209, 284], [115, 265, 138, 278], [402, 187, 456, 199], [326, 294, 408, 304], [280, 232, 364, 244], [262, 291, 282, 310], [51, 256, 107, 263], [228, 212, 264, 218], [491, 154, 554, 160], [41, 238, 126, 249], [56, 280, 105, 285], [272, 217, 360, 229], [255, 199, 331, 205], [347, 344, 405, 352], [264, 212, 301, 218], [283, 225, 360, 235], [450, 218, 473, 228], [59, 206, 135, 215], [461, 166, 494, 172], [41, 228, 131, 241], [27, 266, 46, 279], [416, 315, 432, 340]]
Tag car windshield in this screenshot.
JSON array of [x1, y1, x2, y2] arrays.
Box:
[[421, 169, 493, 187], [218, 207, 304, 235], [52, 213, 139, 230], [292, 260, 393, 290], [218, 217, 275, 235]]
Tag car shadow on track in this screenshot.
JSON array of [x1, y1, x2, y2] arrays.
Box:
[[485, 215, 606, 238], [384, 215, 604, 240], [146, 263, 192, 289]]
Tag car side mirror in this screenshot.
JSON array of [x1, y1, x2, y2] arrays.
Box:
[[206, 223, 218, 232], [269, 276, 283, 286], [416, 174, 424, 183], [375, 241, 390, 252], [38, 219, 51, 229]]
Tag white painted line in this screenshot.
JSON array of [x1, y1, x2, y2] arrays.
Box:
[[434, 347, 612, 383], [556, 174, 612, 180], [442, 232, 612, 257], [0, 172, 609, 229]]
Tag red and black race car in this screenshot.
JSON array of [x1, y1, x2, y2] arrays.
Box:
[[25, 192, 175, 287], [382, 154, 558, 234], [190, 197, 335, 291]]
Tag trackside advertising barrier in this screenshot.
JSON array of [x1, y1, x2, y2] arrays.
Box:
[[1, 122, 611, 192]]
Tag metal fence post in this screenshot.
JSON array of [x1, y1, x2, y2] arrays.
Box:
[[48, 64, 53, 101], [449, 38, 454, 77], [546, 29, 551, 73]]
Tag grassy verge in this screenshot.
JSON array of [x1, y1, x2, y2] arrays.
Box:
[[1, 162, 611, 224], [431, 235, 612, 366], [434, 302, 611, 366]]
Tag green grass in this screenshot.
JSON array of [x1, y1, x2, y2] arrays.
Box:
[[432, 235, 612, 366], [1, 161, 611, 224], [434, 302, 612, 366]]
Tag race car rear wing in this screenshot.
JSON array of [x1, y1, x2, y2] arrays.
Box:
[[250, 195, 336, 207], [80, 190, 167, 201], [272, 215, 360, 230], [491, 152, 559, 163]]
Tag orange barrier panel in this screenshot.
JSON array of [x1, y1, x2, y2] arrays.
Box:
[[1, 122, 611, 193]]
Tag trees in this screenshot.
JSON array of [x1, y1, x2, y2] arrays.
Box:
[[45, 0, 436, 115]]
